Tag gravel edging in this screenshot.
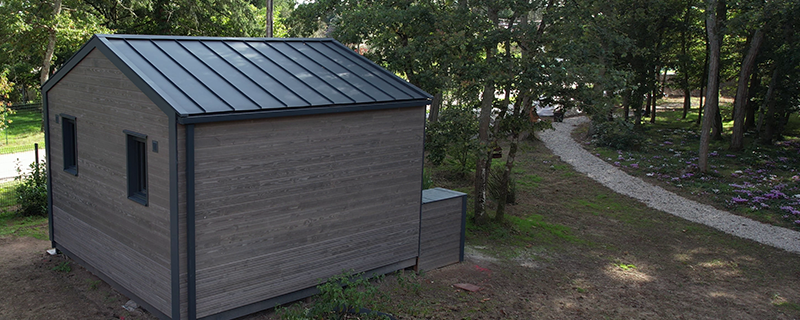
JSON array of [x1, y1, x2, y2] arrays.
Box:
[[536, 116, 800, 254]]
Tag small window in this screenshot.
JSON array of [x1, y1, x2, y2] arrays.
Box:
[[125, 130, 148, 206], [62, 115, 77, 175]]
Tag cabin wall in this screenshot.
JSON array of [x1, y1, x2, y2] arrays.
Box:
[[47, 49, 173, 316], [192, 107, 425, 317], [418, 188, 467, 271]]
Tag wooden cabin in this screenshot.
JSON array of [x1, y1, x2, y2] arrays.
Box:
[[42, 34, 465, 320]]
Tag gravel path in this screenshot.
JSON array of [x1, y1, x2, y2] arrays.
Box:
[[536, 116, 800, 254]]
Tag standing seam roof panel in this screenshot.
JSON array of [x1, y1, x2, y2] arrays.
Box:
[[288, 42, 393, 102], [154, 40, 258, 112], [203, 41, 308, 108], [229, 41, 331, 106], [182, 41, 284, 110], [330, 42, 431, 98], [170, 40, 264, 111], [248, 42, 350, 105], [125, 39, 230, 113], [81, 35, 431, 118], [312, 42, 416, 100], [268, 42, 374, 104], [107, 39, 205, 115]]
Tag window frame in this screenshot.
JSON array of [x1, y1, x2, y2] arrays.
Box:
[[125, 130, 148, 206], [61, 114, 78, 175]]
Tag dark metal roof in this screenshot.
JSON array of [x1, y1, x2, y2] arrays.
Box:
[[44, 34, 431, 123]]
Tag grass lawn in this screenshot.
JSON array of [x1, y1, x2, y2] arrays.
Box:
[[0, 109, 45, 154], [1, 123, 799, 319], [272, 133, 800, 320], [579, 97, 800, 230]]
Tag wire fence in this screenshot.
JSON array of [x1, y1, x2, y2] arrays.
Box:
[[0, 102, 45, 212], [0, 143, 45, 213], [1, 102, 45, 154]]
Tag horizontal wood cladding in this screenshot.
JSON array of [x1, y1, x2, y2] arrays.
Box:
[[53, 208, 171, 313], [418, 190, 465, 271], [193, 107, 424, 317], [47, 49, 172, 316]]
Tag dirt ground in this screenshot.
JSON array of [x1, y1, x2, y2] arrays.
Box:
[[0, 236, 157, 320], [2, 136, 800, 320]]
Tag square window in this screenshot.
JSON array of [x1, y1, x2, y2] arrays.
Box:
[[125, 130, 148, 206], [62, 115, 77, 175]]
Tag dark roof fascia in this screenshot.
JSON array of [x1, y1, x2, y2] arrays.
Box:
[[41, 35, 103, 93], [40, 35, 178, 120], [97, 34, 330, 42], [94, 36, 179, 119], [177, 99, 430, 125]]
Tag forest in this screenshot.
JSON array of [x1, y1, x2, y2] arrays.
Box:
[[1, 0, 798, 224]]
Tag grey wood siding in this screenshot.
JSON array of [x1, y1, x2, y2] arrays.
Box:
[[47, 49, 173, 316], [192, 107, 424, 317], [418, 188, 466, 271]]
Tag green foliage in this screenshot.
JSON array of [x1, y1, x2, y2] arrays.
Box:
[[590, 119, 644, 150], [422, 168, 434, 190], [0, 209, 48, 239], [426, 106, 479, 174], [0, 0, 110, 102], [0, 70, 14, 132], [52, 261, 71, 272], [0, 109, 45, 154], [488, 160, 516, 205], [277, 271, 390, 320], [14, 160, 47, 217]]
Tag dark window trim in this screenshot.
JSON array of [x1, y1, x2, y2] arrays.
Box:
[[61, 114, 78, 175], [125, 130, 148, 206]]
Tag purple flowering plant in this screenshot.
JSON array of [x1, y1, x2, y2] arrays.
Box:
[[583, 113, 800, 230]]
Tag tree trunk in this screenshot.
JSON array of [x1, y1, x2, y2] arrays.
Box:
[[681, 0, 692, 120], [744, 66, 760, 129], [495, 94, 531, 222], [697, 85, 704, 124], [428, 92, 443, 124], [699, 0, 722, 172], [40, 0, 63, 85], [474, 81, 494, 223], [697, 25, 710, 125], [758, 66, 780, 144], [266, 0, 274, 37], [682, 89, 691, 119], [730, 28, 764, 150]]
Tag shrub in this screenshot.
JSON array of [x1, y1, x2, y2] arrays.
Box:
[[425, 106, 479, 174], [15, 160, 47, 217], [488, 161, 516, 205], [277, 271, 391, 320], [591, 119, 643, 150]]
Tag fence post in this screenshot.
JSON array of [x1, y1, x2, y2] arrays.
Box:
[[35, 143, 39, 163]]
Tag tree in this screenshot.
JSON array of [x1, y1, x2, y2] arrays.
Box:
[[698, 0, 725, 173], [729, 27, 763, 150], [0, 0, 110, 102]]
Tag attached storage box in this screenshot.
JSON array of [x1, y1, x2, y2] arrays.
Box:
[[418, 188, 467, 271]]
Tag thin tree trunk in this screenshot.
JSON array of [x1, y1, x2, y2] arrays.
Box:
[[758, 66, 779, 144], [474, 81, 494, 223], [699, 0, 722, 172], [730, 28, 764, 150], [697, 27, 710, 125], [266, 0, 274, 37], [428, 92, 443, 124], [744, 66, 759, 129], [40, 0, 62, 85], [697, 86, 704, 124], [682, 89, 692, 119]]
